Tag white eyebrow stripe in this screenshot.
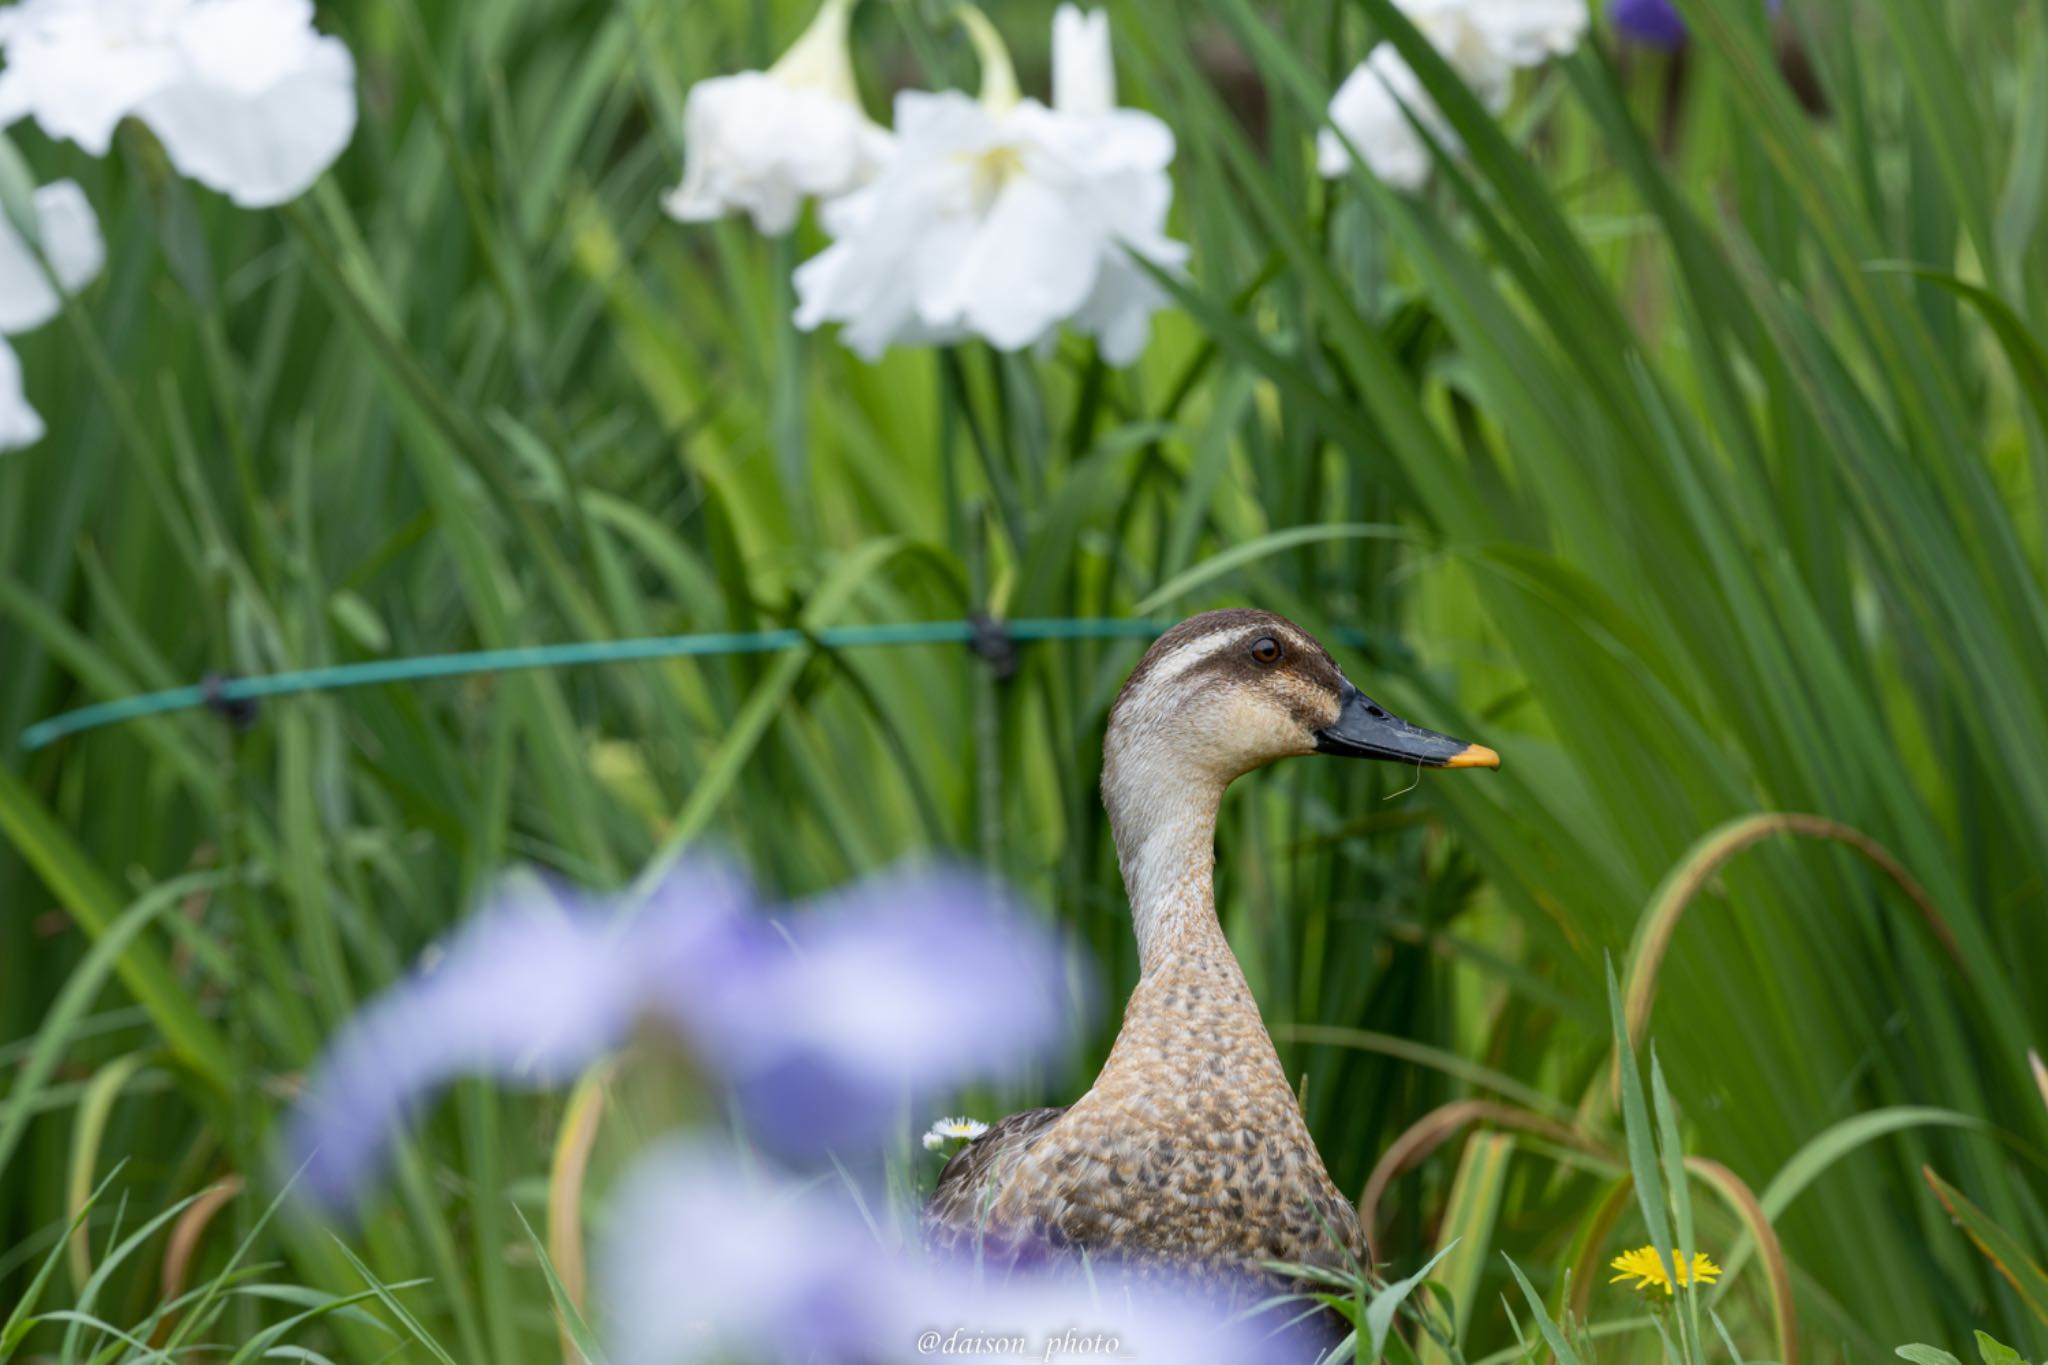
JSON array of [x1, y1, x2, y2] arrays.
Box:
[[1128, 630, 1242, 692]]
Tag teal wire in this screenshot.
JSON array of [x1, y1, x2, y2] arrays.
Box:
[[17, 618, 1147, 751], [19, 617, 1386, 752]]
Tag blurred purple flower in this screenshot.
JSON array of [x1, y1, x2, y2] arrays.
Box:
[[601, 1142, 903, 1364], [696, 871, 1077, 1150], [1610, 0, 1687, 48], [601, 1139, 1309, 1365], [284, 860, 1077, 1208], [1611, 0, 1779, 50]]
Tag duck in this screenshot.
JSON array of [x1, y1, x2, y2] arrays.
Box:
[[926, 609, 1498, 1303]]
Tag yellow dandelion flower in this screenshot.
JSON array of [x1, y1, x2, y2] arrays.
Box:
[[1609, 1246, 1723, 1294]]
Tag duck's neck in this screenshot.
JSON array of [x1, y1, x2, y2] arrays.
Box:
[[1104, 748, 1231, 974], [1100, 740, 1309, 1134]]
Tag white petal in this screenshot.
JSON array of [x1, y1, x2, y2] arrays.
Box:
[[1317, 49, 1445, 190], [1425, 12, 1516, 110], [0, 0, 188, 154], [663, 71, 887, 235], [0, 337, 44, 450], [29, 182, 106, 300], [136, 25, 356, 207], [0, 70, 29, 128], [796, 215, 968, 360], [794, 92, 994, 356], [165, 0, 320, 96], [0, 180, 106, 334], [1454, 0, 1589, 65], [1013, 99, 1174, 177], [1072, 178, 1184, 365], [1093, 161, 1183, 254], [1078, 265, 1157, 365], [1396, 0, 1585, 71], [1052, 5, 1115, 117], [934, 172, 1098, 351], [897, 208, 978, 349], [793, 241, 875, 352]]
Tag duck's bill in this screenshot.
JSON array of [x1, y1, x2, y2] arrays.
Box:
[[1314, 685, 1500, 770]]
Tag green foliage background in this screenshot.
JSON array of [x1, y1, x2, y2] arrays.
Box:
[[3, 0, 2046, 1360]]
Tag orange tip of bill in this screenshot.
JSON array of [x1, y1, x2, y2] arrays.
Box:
[[1444, 743, 1501, 770]]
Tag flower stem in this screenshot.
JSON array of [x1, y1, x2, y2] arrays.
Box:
[[955, 5, 1020, 113]]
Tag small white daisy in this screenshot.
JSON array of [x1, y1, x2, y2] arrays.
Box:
[[923, 1116, 990, 1152]]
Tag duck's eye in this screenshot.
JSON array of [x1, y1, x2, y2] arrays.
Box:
[[1249, 637, 1284, 666]]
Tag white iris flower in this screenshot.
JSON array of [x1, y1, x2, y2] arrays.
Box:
[[1318, 0, 1589, 190], [0, 180, 104, 334], [0, 337, 40, 449], [0, 178, 106, 451], [793, 5, 1186, 366], [664, 0, 892, 235], [0, 0, 357, 208]]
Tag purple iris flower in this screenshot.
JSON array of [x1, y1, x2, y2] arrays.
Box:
[[693, 872, 1083, 1149], [1611, 0, 1688, 48], [601, 1140, 1308, 1365], [1612, 0, 1779, 50], [283, 859, 1078, 1208], [599, 1142, 907, 1364]]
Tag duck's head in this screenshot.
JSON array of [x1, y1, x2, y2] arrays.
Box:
[[1104, 609, 1499, 798]]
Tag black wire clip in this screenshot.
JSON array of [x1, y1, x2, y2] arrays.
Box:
[[200, 672, 261, 732], [967, 612, 1017, 681]]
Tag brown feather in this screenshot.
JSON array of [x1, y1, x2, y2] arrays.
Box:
[[923, 611, 1370, 1324]]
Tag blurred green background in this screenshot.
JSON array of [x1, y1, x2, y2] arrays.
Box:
[[3, 0, 2046, 1360]]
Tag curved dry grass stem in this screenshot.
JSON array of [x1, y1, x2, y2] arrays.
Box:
[[1564, 1179, 1639, 1320], [547, 1060, 614, 1364], [1688, 1157, 1799, 1365], [1590, 813, 1959, 1122], [1357, 1099, 1615, 1240], [1628, 813, 1957, 1046], [151, 1176, 243, 1348], [66, 1051, 151, 1291], [2030, 1050, 2047, 1118]]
